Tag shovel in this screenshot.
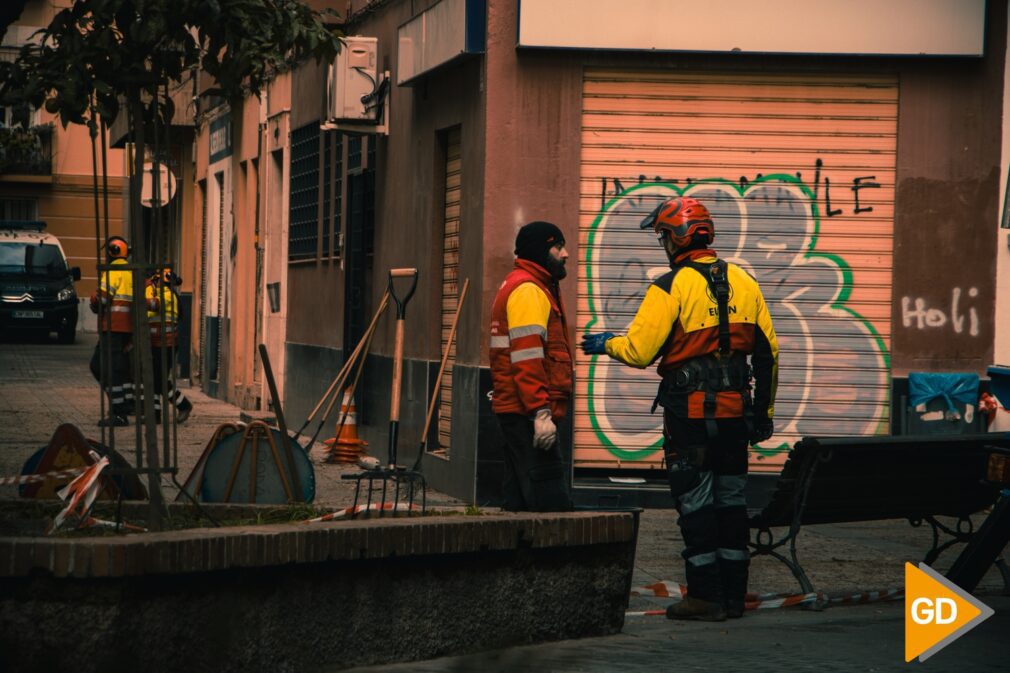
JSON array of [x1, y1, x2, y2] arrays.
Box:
[[387, 267, 418, 468], [342, 268, 426, 517]]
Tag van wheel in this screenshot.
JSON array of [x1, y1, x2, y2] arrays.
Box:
[[57, 326, 76, 344]]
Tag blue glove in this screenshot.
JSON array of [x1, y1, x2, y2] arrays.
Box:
[[581, 332, 615, 355]]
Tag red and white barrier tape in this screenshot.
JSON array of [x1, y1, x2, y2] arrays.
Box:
[[79, 516, 147, 533], [631, 581, 687, 599], [627, 581, 903, 616], [0, 466, 88, 487], [47, 451, 109, 535], [304, 501, 422, 523], [825, 587, 903, 606]]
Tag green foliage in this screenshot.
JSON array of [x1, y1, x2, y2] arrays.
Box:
[[0, 0, 344, 129]]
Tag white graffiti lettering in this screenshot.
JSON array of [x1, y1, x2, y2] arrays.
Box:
[[901, 288, 979, 337]]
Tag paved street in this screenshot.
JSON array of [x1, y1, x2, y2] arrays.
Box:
[[339, 596, 1010, 673], [2, 333, 1008, 672]]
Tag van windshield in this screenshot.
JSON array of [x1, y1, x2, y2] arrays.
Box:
[[0, 243, 69, 278]]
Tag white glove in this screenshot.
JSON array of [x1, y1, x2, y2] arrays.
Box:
[[532, 408, 557, 451], [357, 455, 381, 471]]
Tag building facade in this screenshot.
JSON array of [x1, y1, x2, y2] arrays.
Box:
[[1, 0, 128, 324], [189, 0, 1009, 504]]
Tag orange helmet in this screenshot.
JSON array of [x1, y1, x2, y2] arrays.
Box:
[[106, 236, 129, 259], [150, 267, 181, 286], [643, 196, 714, 249]]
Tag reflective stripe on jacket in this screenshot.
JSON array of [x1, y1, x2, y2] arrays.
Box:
[[605, 252, 779, 421], [489, 259, 573, 419], [96, 258, 133, 333], [146, 282, 179, 347]]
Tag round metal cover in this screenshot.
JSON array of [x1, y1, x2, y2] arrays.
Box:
[[200, 427, 315, 504]]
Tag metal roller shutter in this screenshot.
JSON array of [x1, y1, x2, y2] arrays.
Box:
[[438, 127, 462, 454], [576, 70, 897, 473]]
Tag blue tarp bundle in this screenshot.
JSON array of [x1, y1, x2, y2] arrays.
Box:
[[909, 372, 979, 416]]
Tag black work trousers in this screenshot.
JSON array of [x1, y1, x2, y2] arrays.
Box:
[[150, 345, 190, 413], [89, 332, 133, 416], [496, 413, 573, 512], [664, 414, 750, 609]]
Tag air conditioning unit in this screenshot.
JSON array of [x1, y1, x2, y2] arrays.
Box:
[[328, 36, 379, 122]]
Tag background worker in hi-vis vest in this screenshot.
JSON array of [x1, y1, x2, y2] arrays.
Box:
[[89, 236, 134, 427], [146, 268, 193, 423], [489, 221, 574, 512], [581, 196, 779, 622]]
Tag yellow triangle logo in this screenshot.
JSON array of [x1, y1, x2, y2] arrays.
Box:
[[905, 562, 994, 662]]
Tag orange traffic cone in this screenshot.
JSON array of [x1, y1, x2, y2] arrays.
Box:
[[323, 391, 368, 464]]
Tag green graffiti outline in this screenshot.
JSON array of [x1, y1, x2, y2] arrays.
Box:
[[584, 174, 892, 461]]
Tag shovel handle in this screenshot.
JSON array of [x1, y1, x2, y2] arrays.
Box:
[[387, 268, 418, 319], [390, 318, 405, 423]]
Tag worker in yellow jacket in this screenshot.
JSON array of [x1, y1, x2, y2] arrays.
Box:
[[146, 268, 193, 423], [88, 236, 134, 426], [581, 196, 779, 622]]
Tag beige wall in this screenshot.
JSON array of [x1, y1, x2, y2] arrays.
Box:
[[282, 0, 487, 368], [229, 100, 254, 404], [481, 0, 583, 362], [2, 1, 129, 299], [285, 53, 344, 352]]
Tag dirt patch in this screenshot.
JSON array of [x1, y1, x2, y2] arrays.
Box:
[[0, 499, 479, 537]]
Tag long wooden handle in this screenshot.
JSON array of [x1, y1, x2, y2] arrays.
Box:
[[389, 318, 405, 422], [331, 306, 383, 438], [258, 344, 303, 502], [310, 292, 389, 422], [421, 278, 469, 443]]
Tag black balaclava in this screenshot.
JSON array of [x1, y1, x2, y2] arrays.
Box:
[[515, 220, 566, 280]]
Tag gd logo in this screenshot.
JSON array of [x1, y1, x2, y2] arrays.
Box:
[[904, 562, 994, 662], [910, 597, 957, 625]]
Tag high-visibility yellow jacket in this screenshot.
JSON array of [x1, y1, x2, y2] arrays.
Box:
[[94, 258, 133, 333], [146, 282, 179, 347], [489, 259, 573, 419], [605, 251, 779, 422]]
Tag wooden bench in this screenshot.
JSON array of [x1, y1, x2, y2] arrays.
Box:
[[748, 433, 1010, 599]]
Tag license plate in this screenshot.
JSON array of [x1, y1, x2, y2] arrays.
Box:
[[13, 310, 43, 319]]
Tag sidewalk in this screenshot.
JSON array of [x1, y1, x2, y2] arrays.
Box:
[[2, 333, 1008, 672], [0, 333, 464, 511]]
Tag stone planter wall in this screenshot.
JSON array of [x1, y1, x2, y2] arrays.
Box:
[[0, 510, 639, 673]]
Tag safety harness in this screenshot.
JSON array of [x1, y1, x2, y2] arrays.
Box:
[[654, 259, 752, 439]]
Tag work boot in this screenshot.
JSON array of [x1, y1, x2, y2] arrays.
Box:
[[177, 400, 192, 424], [666, 597, 726, 622], [725, 600, 745, 619], [98, 414, 129, 427]]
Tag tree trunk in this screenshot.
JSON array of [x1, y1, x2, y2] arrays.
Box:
[[128, 89, 165, 530]]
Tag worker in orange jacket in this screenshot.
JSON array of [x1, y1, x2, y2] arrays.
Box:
[[88, 236, 134, 426], [581, 196, 779, 621], [489, 221, 573, 512]]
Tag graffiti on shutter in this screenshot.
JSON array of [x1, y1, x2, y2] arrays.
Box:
[[576, 70, 897, 472]]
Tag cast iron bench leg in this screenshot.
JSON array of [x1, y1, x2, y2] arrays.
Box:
[[946, 495, 1010, 594], [920, 516, 973, 566]]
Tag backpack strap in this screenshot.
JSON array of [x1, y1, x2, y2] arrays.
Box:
[[681, 259, 733, 439], [682, 259, 731, 357]]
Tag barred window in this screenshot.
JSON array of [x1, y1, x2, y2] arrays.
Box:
[[321, 131, 343, 259], [0, 198, 38, 221], [288, 123, 320, 261]]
